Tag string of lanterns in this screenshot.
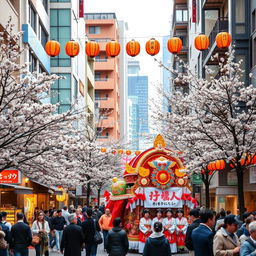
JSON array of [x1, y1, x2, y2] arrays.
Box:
[[100, 147, 141, 156], [45, 32, 232, 58]]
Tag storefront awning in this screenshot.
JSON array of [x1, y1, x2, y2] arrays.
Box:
[[31, 180, 63, 195], [0, 184, 33, 194]]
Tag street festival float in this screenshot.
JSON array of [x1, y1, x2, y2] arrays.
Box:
[[105, 135, 197, 250]]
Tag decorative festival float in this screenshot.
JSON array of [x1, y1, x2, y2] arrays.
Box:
[[105, 135, 197, 249]]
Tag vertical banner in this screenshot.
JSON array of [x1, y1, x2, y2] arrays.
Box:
[[192, 0, 196, 23], [79, 0, 84, 18]]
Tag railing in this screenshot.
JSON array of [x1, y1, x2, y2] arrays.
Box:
[[202, 17, 229, 63], [95, 59, 108, 62]]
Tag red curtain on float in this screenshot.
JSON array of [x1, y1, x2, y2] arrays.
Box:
[[106, 199, 126, 227]]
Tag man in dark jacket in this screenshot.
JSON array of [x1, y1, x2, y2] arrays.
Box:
[[10, 212, 32, 256], [106, 218, 129, 256], [81, 208, 101, 256], [60, 214, 84, 256], [192, 209, 215, 256], [185, 209, 200, 255]]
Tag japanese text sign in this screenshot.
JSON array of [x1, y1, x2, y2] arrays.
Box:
[[0, 170, 20, 184], [144, 187, 183, 208]]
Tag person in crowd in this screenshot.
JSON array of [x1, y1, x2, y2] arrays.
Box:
[[82, 205, 88, 215], [99, 208, 112, 251], [10, 212, 32, 256], [1, 212, 11, 231], [43, 210, 50, 224], [76, 208, 84, 226], [0, 226, 7, 255], [139, 209, 152, 254], [62, 206, 70, 226], [31, 211, 50, 256], [51, 210, 66, 253], [237, 212, 252, 237], [226, 210, 231, 215], [0, 213, 10, 256], [152, 209, 163, 227], [175, 209, 188, 252], [240, 221, 256, 256], [185, 209, 201, 256], [192, 209, 215, 256], [60, 214, 84, 256], [213, 214, 240, 256], [143, 221, 171, 256], [92, 206, 103, 221], [106, 217, 129, 256], [163, 209, 177, 254], [215, 210, 226, 231], [81, 208, 101, 256], [68, 205, 75, 214], [33, 207, 39, 222], [99, 203, 105, 214], [239, 216, 256, 245], [49, 210, 57, 251]]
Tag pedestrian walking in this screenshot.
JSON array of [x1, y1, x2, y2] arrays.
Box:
[[215, 210, 226, 231], [240, 221, 256, 256], [185, 209, 200, 256], [92, 206, 103, 221], [31, 211, 50, 256], [239, 216, 255, 245], [49, 211, 57, 251], [81, 208, 101, 256], [0, 213, 10, 256], [60, 214, 84, 256], [99, 208, 112, 251], [213, 214, 240, 256], [51, 210, 66, 252], [76, 208, 84, 226], [1, 212, 12, 231], [143, 221, 171, 256], [62, 206, 70, 225], [106, 218, 129, 256], [192, 209, 215, 256], [10, 212, 32, 256]]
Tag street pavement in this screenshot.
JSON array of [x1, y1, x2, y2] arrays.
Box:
[[29, 244, 189, 255]]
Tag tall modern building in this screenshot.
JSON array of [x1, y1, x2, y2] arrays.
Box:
[[85, 13, 122, 141], [128, 60, 149, 150]]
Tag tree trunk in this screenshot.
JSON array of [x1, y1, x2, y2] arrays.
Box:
[[97, 188, 101, 207], [204, 178, 210, 209], [86, 182, 91, 206], [236, 166, 245, 215]]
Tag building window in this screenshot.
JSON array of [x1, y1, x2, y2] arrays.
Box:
[[50, 9, 71, 67], [29, 1, 37, 33], [51, 73, 71, 113], [41, 0, 48, 13], [88, 26, 101, 34], [29, 51, 37, 72], [235, 0, 245, 34], [175, 9, 188, 22], [95, 72, 101, 81], [39, 22, 48, 47]]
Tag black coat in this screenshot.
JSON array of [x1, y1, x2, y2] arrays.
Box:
[[10, 222, 32, 250], [185, 218, 201, 250], [51, 216, 66, 231], [106, 227, 129, 256], [143, 235, 171, 256], [60, 223, 85, 256], [192, 224, 214, 256], [81, 218, 100, 244]]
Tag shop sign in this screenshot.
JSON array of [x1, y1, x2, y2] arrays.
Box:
[[192, 173, 202, 185], [0, 170, 20, 184], [144, 187, 183, 208], [56, 186, 66, 202], [249, 166, 256, 183], [227, 171, 237, 185]]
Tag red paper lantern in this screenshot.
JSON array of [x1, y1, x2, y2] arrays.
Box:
[[145, 38, 160, 56], [135, 150, 141, 156], [85, 41, 100, 58], [194, 34, 210, 51], [106, 40, 120, 57], [65, 40, 80, 57], [45, 40, 60, 57], [126, 150, 132, 156], [216, 32, 232, 49], [126, 40, 140, 57], [167, 37, 182, 54]]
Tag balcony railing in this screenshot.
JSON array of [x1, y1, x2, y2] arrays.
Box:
[[202, 17, 229, 63], [95, 59, 108, 62]]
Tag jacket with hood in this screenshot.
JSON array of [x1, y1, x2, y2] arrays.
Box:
[[106, 227, 129, 256], [143, 232, 171, 256]]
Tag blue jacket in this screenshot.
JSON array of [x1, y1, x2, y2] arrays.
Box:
[[192, 224, 214, 256], [240, 238, 256, 256]]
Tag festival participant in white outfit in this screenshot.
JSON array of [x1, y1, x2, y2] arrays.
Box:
[[163, 209, 177, 253], [139, 209, 152, 254], [152, 209, 163, 227], [175, 209, 188, 252]]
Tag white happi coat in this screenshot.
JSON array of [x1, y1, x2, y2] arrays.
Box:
[[175, 217, 188, 234], [139, 217, 152, 253], [163, 217, 177, 253]]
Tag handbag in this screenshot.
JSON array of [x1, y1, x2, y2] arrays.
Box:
[[93, 220, 103, 245], [32, 221, 41, 245]]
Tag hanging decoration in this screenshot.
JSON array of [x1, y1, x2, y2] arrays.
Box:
[[85, 41, 100, 58], [65, 40, 80, 57], [126, 150, 132, 156], [118, 149, 124, 155], [216, 32, 232, 49], [145, 38, 160, 56], [194, 34, 210, 51], [100, 147, 106, 153], [167, 37, 182, 54], [126, 39, 140, 57], [106, 40, 120, 57], [135, 150, 141, 156], [45, 40, 60, 57]]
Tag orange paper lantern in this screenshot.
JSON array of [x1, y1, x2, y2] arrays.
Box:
[[167, 37, 182, 54], [45, 40, 60, 57], [126, 40, 140, 57], [135, 150, 141, 156], [65, 40, 80, 57], [106, 40, 120, 57], [145, 38, 160, 56], [194, 34, 210, 51], [100, 148, 106, 153], [126, 150, 132, 155], [118, 149, 124, 155], [215, 160, 225, 170], [86, 41, 100, 58], [216, 32, 232, 49]]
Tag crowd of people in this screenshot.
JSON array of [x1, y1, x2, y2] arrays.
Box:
[[0, 205, 256, 256]]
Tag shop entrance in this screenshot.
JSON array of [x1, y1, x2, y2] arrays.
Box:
[[24, 194, 37, 223]]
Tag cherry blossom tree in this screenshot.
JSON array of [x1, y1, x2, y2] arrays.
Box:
[[154, 50, 256, 213]]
